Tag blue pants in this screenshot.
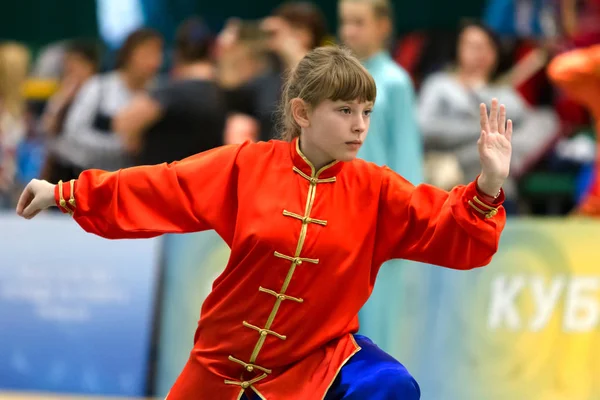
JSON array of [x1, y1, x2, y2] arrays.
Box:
[[242, 335, 420, 399]]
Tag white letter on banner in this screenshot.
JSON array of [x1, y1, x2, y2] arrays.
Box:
[[488, 275, 525, 331], [563, 277, 600, 333], [529, 276, 565, 332]]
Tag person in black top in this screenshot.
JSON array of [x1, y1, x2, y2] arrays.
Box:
[[114, 17, 225, 166], [218, 2, 328, 142]]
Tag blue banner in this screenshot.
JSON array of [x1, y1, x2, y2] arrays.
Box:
[[0, 214, 161, 396]]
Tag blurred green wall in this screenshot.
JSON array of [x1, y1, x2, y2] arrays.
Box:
[[0, 0, 99, 52], [0, 0, 486, 50]]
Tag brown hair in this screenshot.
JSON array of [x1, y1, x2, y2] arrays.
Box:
[[116, 28, 162, 69], [278, 46, 376, 141], [340, 0, 393, 19], [65, 40, 101, 70], [273, 2, 328, 49]]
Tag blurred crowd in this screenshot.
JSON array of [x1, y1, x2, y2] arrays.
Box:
[[2, 0, 600, 216]]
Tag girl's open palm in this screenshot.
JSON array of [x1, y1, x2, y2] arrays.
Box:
[[478, 98, 512, 184]]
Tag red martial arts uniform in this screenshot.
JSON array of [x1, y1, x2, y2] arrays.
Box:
[[55, 139, 505, 399]]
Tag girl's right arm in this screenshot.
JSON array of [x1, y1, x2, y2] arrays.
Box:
[[17, 143, 246, 244]]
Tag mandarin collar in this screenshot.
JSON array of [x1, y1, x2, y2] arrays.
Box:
[[289, 138, 344, 179]]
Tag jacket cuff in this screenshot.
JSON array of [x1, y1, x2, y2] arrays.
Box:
[[54, 179, 77, 215], [465, 180, 505, 219]]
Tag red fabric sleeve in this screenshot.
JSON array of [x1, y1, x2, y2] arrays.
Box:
[[375, 168, 506, 270], [59, 143, 245, 243]]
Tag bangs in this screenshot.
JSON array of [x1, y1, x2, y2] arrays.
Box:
[[309, 55, 377, 104]]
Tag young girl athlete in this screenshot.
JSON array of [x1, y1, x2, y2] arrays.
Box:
[[17, 46, 512, 400]]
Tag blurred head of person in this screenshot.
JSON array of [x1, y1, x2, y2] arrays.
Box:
[[116, 28, 163, 86], [63, 40, 100, 83], [173, 17, 213, 68], [262, 2, 327, 56], [338, 0, 393, 60], [455, 21, 501, 83], [218, 20, 269, 89], [0, 42, 30, 117]]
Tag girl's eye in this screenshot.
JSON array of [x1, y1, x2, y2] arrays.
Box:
[[340, 108, 351, 115], [364, 110, 372, 116]]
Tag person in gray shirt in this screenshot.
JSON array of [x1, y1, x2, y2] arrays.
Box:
[[418, 21, 557, 202]]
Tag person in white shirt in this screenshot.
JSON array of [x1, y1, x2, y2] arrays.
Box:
[[52, 28, 163, 175]]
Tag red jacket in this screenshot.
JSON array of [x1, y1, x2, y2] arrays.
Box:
[[56, 139, 505, 399]]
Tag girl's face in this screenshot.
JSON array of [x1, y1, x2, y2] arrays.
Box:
[[297, 98, 373, 167]]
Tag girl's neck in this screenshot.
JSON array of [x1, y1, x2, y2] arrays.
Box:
[[298, 137, 335, 171]]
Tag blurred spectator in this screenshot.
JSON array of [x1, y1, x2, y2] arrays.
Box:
[[50, 28, 163, 178], [41, 41, 100, 137], [262, 1, 328, 70], [217, 20, 270, 144], [418, 21, 558, 204], [221, 2, 328, 141], [0, 42, 30, 208], [339, 0, 423, 184], [218, 20, 268, 91], [114, 17, 225, 166], [548, 44, 600, 216], [40, 40, 100, 183]]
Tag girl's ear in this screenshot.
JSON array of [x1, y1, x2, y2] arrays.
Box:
[[291, 98, 311, 128]]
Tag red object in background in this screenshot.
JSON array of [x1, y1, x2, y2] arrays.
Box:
[[393, 33, 426, 84], [548, 44, 600, 215], [570, 0, 600, 48], [513, 41, 549, 106], [513, 39, 590, 129], [553, 94, 590, 128]]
